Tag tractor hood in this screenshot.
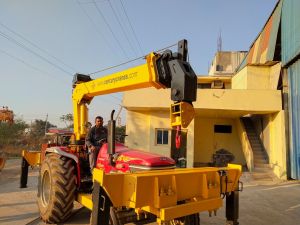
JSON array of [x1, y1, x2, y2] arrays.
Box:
[[117, 149, 176, 169], [99, 143, 175, 170]]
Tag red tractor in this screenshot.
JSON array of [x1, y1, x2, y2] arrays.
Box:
[[21, 40, 241, 225], [32, 112, 180, 224]]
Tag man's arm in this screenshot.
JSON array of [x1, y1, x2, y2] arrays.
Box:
[[85, 127, 94, 148]]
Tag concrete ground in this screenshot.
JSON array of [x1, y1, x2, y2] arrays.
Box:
[[0, 159, 299, 225]]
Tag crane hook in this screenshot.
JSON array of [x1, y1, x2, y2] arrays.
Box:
[[175, 125, 181, 149]]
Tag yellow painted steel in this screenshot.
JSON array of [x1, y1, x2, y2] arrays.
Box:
[[72, 53, 162, 140], [159, 198, 222, 221], [72, 51, 197, 140], [170, 102, 195, 128], [22, 150, 41, 166], [76, 193, 93, 210], [78, 165, 241, 222]]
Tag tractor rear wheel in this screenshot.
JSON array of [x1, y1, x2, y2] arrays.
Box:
[[109, 207, 157, 225], [37, 153, 76, 223], [0, 157, 5, 171], [0, 151, 6, 171], [171, 213, 200, 225]]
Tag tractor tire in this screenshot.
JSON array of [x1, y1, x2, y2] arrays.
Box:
[[0, 151, 6, 172], [103, 207, 156, 225], [109, 207, 122, 225], [37, 153, 76, 223], [89, 208, 121, 225], [171, 213, 200, 225], [184, 213, 200, 225], [0, 157, 5, 171]]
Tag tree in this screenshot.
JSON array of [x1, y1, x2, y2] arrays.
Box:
[[60, 113, 73, 128], [0, 119, 28, 146], [115, 125, 126, 143], [30, 119, 56, 138], [24, 119, 57, 149]]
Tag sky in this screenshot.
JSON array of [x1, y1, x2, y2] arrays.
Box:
[[0, 0, 278, 127]]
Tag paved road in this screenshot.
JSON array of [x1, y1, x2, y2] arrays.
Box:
[[0, 159, 299, 225]]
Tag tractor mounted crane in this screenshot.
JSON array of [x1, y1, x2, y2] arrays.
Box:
[[21, 40, 242, 225]]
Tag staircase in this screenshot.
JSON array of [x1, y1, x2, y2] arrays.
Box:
[[241, 117, 277, 182]]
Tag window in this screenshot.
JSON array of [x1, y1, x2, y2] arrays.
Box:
[[156, 129, 169, 145], [216, 65, 223, 71], [197, 83, 211, 89], [214, 125, 232, 133]]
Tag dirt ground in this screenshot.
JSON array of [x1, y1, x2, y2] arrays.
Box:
[[0, 159, 300, 225]]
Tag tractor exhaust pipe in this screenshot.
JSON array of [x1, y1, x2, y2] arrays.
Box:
[[108, 110, 116, 166]]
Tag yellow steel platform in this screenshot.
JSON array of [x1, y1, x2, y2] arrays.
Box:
[[77, 164, 241, 223]]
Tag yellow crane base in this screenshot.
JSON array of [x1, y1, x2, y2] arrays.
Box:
[[77, 164, 241, 224]]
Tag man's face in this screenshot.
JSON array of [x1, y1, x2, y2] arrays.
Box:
[[95, 118, 103, 128]]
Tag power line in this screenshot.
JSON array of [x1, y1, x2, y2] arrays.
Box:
[[75, 0, 124, 60], [88, 54, 144, 75], [119, 0, 144, 55], [156, 42, 178, 53], [0, 21, 77, 72], [88, 42, 177, 75], [1, 48, 122, 113], [78, 0, 108, 4], [76, 0, 124, 105], [0, 48, 67, 82], [92, 0, 129, 59], [75, 0, 124, 105], [0, 30, 73, 76], [107, 0, 138, 57]]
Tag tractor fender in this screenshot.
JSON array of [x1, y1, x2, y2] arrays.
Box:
[[45, 147, 78, 163]]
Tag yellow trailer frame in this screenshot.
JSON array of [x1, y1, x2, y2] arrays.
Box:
[[77, 164, 241, 224], [20, 150, 41, 188], [20, 150, 242, 224]]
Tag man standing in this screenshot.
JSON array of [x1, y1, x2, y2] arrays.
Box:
[[86, 116, 108, 172]]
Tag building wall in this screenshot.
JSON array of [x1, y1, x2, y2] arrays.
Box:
[[209, 51, 247, 76], [194, 89, 281, 113], [269, 111, 287, 179], [125, 110, 195, 166], [186, 120, 195, 168], [232, 64, 281, 90], [251, 112, 287, 179], [197, 76, 232, 89], [232, 66, 271, 89], [148, 111, 172, 157], [270, 63, 282, 89], [194, 117, 246, 166], [246, 66, 271, 89], [251, 115, 272, 154], [123, 84, 282, 114], [125, 111, 151, 151], [231, 66, 248, 89], [236, 118, 254, 171]]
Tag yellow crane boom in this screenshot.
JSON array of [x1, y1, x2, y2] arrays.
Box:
[[72, 40, 197, 141]]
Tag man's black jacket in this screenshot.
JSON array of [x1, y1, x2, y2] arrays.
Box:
[[85, 126, 108, 147]]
